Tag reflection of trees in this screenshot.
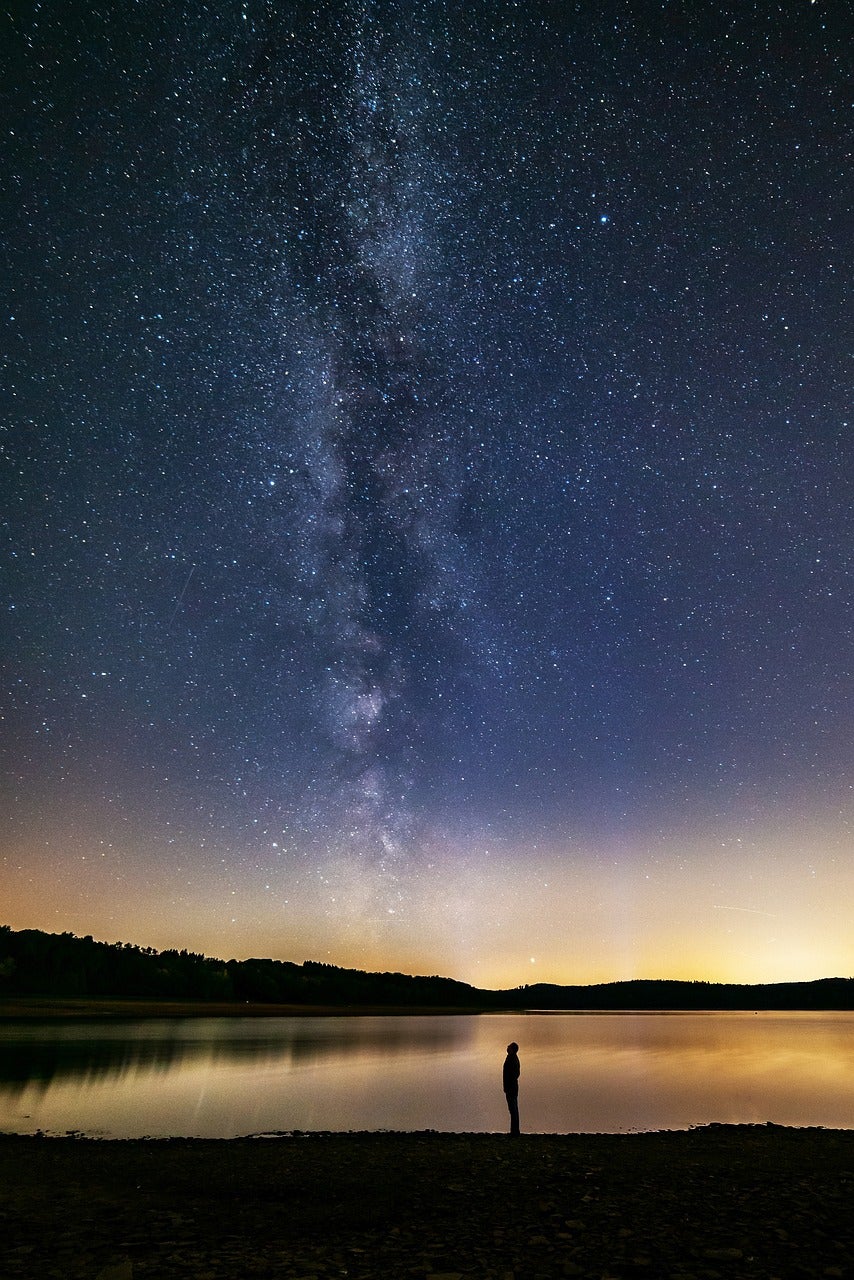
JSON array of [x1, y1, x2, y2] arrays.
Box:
[[0, 1034, 187, 1094], [0, 1018, 464, 1095]]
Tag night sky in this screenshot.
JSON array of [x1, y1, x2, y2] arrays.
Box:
[[3, 0, 851, 987]]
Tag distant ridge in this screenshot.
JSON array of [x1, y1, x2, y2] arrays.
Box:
[[517, 976, 854, 1011], [2, 925, 853, 1010]]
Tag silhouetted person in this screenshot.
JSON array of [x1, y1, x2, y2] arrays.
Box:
[[503, 1041, 520, 1135]]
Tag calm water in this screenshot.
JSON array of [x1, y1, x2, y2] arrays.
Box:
[[1, 1011, 852, 1137]]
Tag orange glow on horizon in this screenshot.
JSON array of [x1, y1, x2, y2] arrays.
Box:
[[3, 809, 853, 991]]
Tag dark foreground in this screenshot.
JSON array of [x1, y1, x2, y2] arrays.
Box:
[[2, 1127, 853, 1280]]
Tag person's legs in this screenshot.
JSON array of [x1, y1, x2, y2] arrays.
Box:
[[506, 1091, 520, 1135]]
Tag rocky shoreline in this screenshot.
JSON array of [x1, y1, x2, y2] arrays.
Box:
[[2, 1126, 853, 1279]]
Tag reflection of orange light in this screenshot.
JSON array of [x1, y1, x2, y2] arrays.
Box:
[[4, 1013, 854, 1137]]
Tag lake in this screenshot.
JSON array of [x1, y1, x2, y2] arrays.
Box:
[[1, 1011, 852, 1137]]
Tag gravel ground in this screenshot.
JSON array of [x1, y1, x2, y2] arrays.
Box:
[[2, 1126, 853, 1279]]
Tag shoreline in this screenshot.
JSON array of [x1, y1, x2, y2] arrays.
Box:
[[3, 997, 849, 1019], [2, 1126, 853, 1278], [0, 997, 504, 1019]]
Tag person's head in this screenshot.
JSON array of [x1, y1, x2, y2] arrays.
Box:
[[507, 1042, 519, 1054]]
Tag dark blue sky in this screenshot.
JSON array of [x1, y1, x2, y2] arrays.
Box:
[[3, 0, 851, 984]]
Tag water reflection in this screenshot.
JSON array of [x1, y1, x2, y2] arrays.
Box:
[[0, 1012, 851, 1137], [0, 1016, 465, 1092]]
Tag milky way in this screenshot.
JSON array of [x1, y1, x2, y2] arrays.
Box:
[[2, 1, 852, 982]]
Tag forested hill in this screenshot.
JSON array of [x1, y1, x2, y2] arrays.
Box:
[[0, 925, 478, 1008], [2, 925, 853, 1010]]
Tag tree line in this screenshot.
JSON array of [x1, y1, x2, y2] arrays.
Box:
[[0, 925, 484, 1006], [1, 925, 852, 1009]]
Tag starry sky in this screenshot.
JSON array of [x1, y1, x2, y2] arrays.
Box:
[[2, 0, 852, 988]]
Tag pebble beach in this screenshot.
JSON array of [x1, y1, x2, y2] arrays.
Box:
[[2, 1125, 853, 1280]]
